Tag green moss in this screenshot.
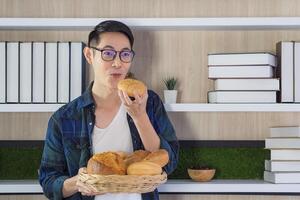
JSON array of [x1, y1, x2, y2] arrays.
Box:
[[169, 148, 270, 180], [0, 147, 269, 180], [0, 147, 43, 179]]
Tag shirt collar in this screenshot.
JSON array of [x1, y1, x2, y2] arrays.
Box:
[[78, 81, 95, 109]]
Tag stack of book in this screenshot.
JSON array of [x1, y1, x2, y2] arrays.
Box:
[[264, 126, 300, 183], [0, 41, 85, 104], [207, 52, 279, 103], [276, 41, 300, 103]]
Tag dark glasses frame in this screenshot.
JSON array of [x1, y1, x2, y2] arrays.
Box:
[[89, 46, 135, 63]]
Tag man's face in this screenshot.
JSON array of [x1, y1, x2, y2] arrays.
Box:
[[91, 32, 132, 89]]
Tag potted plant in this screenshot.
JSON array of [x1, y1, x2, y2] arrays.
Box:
[[163, 77, 178, 104]]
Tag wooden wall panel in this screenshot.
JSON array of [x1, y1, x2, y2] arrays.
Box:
[[1, 0, 300, 198], [0, 113, 51, 140], [0, 194, 299, 200], [1, 30, 300, 139], [170, 112, 300, 140], [160, 195, 300, 200], [1, 0, 300, 17]]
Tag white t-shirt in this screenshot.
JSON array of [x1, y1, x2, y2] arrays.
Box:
[[92, 104, 142, 200]]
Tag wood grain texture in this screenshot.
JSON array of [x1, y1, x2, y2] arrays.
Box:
[[1, 0, 300, 17], [1, 1, 300, 199], [160, 195, 300, 200], [169, 112, 300, 140], [0, 2, 300, 142], [0, 113, 51, 140], [0, 194, 299, 200]]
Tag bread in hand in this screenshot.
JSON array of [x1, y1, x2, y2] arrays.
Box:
[[117, 78, 147, 97]]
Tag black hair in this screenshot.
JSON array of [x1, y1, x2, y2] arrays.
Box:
[[88, 20, 134, 48]]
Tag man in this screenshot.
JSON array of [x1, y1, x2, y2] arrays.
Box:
[[39, 20, 179, 200]]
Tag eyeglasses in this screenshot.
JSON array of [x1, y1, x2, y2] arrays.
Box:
[[89, 46, 135, 63]]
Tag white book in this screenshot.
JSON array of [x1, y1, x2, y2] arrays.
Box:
[[295, 42, 300, 102], [265, 138, 300, 149], [70, 42, 84, 101], [270, 126, 300, 138], [208, 66, 274, 79], [6, 42, 19, 103], [276, 41, 294, 102], [0, 42, 5, 103], [214, 79, 279, 91], [58, 42, 70, 103], [208, 91, 276, 103], [208, 53, 277, 67], [264, 171, 300, 183], [19, 42, 32, 103], [32, 42, 45, 103], [45, 42, 58, 103], [265, 160, 300, 172], [271, 149, 300, 160]]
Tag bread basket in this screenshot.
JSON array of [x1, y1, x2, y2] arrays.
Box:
[[78, 172, 167, 193]]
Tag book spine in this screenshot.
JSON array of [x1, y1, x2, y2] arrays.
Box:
[[19, 42, 32, 103], [295, 42, 300, 102], [276, 42, 294, 102], [32, 42, 45, 103], [57, 42, 70, 103], [45, 42, 58, 103], [70, 42, 84, 101], [6, 42, 19, 103], [0, 42, 6, 103]]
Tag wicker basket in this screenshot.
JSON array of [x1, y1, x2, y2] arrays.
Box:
[[78, 172, 167, 193]]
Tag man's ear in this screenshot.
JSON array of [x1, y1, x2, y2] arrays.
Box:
[[83, 47, 93, 65]]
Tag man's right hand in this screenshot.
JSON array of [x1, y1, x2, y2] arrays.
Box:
[[76, 167, 105, 196]]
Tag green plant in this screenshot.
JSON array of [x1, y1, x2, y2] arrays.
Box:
[[163, 77, 177, 90]]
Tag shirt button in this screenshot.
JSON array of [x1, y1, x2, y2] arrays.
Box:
[[89, 122, 92, 126]]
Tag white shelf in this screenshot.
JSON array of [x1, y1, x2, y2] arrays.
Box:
[[0, 180, 299, 194], [158, 179, 300, 193], [1, 103, 300, 112], [0, 180, 42, 194], [1, 17, 300, 30], [164, 103, 300, 112], [0, 104, 65, 112]]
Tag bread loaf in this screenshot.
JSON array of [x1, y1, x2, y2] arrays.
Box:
[[124, 150, 150, 167], [127, 161, 162, 175], [143, 149, 169, 167], [115, 151, 129, 160], [87, 152, 126, 175], [117, 78, 147, 97], [87, 149, 169, 176]]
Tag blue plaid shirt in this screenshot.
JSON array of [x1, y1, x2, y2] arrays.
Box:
[[39, 83, 179, 200]]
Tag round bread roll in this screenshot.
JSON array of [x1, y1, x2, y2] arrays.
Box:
[[117, 78, 147, 97], [87, 152, 126, 175], [143, 149, 169, 167], [124, 150, 150, 167], [127, 161, 162, 175]]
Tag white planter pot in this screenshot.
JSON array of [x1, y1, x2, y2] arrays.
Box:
[[164, 90, 178, 104]]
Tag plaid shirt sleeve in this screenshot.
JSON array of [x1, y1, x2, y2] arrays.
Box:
[[39, 115, 69, 200], [151, 91, 179, 175]]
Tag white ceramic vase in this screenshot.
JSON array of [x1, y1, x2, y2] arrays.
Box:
[[164, 90, 178, 104]]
